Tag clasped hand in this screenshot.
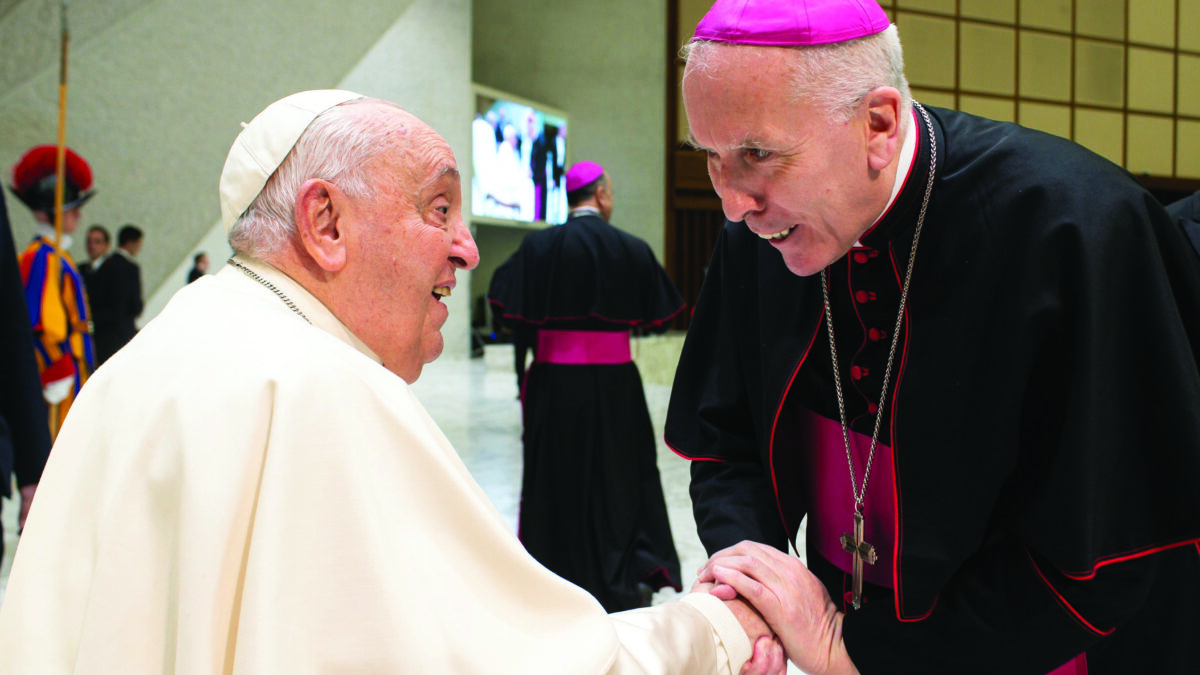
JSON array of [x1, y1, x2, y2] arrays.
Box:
[[695, 541, 859, 675]]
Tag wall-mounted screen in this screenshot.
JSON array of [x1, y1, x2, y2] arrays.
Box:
[[471, 84, 568, 227]]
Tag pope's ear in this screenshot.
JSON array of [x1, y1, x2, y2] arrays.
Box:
[[294, 178, 347, 272], [863, 86, 903, 173]]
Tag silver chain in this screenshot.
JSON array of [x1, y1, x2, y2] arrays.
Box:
[[227, 257, 312, 325], [820, 102, 937, 514]]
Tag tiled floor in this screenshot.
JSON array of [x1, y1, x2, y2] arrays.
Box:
[[408, 348, 715, 606], [1, 348, 805, 671]]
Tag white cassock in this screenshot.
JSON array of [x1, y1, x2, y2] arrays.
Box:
[[0, 259, 751, 674]]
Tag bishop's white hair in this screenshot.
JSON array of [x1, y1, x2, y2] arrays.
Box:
[[683, 25, 912, 125], [228, 98, 407, 259]]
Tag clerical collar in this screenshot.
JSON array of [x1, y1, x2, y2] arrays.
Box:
[[220, 256, 381, 365], [35, 223, 72, 250], [853, 106, 920, 248], [569, 206, 602, 218]]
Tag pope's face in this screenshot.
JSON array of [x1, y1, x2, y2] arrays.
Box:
[[340, 116, 479, 383], [683, 44, 886, 277]]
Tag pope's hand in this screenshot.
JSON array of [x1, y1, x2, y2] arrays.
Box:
[[698, 541, 860, 675], [692, 580, 786, 675]]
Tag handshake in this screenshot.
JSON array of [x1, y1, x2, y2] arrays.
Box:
[[691, 541, 860, 675]]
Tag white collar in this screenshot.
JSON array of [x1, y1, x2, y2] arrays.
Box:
[[852, 107, 919, 248], [35, 223, 72, 250], [219, 257, 381, 364]]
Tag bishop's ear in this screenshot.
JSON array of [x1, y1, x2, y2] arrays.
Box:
[[294, 178, 347, 272], [863, 86, 904, 173]]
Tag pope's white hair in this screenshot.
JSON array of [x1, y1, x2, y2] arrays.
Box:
[[228, 98, 407, 259], [682, 25, 912, 124]]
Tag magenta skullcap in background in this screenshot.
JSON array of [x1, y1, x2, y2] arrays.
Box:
[[565, 161, 606, 193], [693, 0, 889, 47]]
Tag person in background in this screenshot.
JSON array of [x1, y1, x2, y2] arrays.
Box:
[[669, 0, 1200, 673], [489, 161, 687, 613], [8, 145, 96, 438], [90, 223, 144, 365], [187, 252, 210, 283], [78, 224, 110, 290], [0, 89, 783, 674]]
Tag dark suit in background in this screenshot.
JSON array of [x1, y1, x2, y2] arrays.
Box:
[[90, 249, 142, 365], [0, 190, 52, 562]]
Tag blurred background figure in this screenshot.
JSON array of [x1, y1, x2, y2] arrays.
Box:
[[78, 224, 110, 290], [489, 161, 686, 612], [90, 223, 144, 365], [186, 251, 209, 283], [0, 189, 52, 573], [8, 145, 96, 439]]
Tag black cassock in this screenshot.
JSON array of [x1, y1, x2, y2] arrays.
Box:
[[1168, 189, 1200, 259], [666, 105, 1200, 673], [489, 213, 686, 612]]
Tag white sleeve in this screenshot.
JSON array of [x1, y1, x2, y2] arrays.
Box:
[[605, 593, 752, 675]]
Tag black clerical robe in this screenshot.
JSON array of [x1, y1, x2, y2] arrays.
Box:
[[666, 105, 1200, 673], [489, 213, 686, 612], [1168, 190, 1200, 259]]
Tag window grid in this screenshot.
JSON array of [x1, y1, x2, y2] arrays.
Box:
[[883, 0, 1200, 179]]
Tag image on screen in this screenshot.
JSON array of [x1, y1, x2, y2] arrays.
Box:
[[471, 87, 568, 226]]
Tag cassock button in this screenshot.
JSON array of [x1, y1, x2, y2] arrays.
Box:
[[868, 328, 883, 341], [868, 402, 878, 414], [851, 365, 863, 380], [854, 252, 869, 264], [856, 290, 876, 304]]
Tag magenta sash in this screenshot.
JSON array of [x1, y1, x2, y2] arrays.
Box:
[[799, 406, 896, 589], [798, 406, 1088, 675], [536, 329, 631, 365], [1048, 655, 1087, 675]]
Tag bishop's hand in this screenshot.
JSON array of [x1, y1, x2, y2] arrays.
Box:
[[698, 541, 860, 675]]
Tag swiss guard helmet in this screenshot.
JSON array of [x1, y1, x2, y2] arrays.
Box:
[[8, 144, 96, 215]]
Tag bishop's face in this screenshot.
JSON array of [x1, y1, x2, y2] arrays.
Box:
[[337, 111, 479, 383], [683, 44, 890, 277]]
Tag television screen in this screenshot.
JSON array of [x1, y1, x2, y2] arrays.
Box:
[[471, 85, 568, 226]]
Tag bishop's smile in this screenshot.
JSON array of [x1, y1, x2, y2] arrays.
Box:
[[758, 224, 796, 242]]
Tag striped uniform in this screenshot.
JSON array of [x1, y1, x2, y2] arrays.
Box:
[[19, 235, 94, 437]]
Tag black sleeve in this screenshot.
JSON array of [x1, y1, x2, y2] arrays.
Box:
[[0, 191, 51, 492], [842, 536, 1196, 674], [667, 225, 788, 555], [128, 262, 144, 319]]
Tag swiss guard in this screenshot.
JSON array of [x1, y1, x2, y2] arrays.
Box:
[[9, 144, 97, 437]]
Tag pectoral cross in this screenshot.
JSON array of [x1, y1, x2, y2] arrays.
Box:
[[840, 510, 877, 610]]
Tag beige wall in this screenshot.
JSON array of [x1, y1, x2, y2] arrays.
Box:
[[1, 0, 478, 358]]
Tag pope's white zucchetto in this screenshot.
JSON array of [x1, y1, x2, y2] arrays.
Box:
[[218, 89, 366, 234]]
